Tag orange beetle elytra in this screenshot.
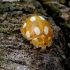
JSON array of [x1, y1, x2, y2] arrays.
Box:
[[20, 15, 54, 52]]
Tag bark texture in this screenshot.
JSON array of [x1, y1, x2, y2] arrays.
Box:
[[0, 1, 67, 70]]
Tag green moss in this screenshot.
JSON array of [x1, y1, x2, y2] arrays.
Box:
[[0, 58, 4, 66]]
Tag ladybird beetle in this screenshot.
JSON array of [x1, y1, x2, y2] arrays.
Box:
[[20, 15, 53, 52]]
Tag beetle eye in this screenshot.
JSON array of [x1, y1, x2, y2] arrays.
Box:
[[37, 47, 41, 50], [46, 46, 51, 50]]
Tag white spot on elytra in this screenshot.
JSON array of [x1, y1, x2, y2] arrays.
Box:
[[26, 31, 30, 38], [44, 26, 48, 35], [48, 37, 51, 40], [33, 38, 38, 41], [41, 35, 44, 38], [30, 16, 36, 21], [39, 16, 45, 20], [23, 23, 26, 28], [34, 27, 40, 35]]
